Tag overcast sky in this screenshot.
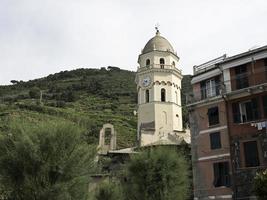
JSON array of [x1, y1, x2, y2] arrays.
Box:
[[1, 0, 267, 85]]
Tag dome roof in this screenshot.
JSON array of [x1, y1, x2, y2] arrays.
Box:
[[142, 31, 175, 54]]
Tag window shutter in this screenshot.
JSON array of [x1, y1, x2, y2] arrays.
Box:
[[232, 102, 241, 123], [215, 76, 220, 95], [213, 163, 219, 187], [200, 81, 206, 99], [251, 98, 259, 120]]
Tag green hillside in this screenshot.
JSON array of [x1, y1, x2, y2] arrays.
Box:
[[0, 67, 192, 148]]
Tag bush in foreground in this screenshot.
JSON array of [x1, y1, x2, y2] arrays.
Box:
[[254, 169, 267, 200], [0, 120, 96, 200], [123, 147, 190, 200]]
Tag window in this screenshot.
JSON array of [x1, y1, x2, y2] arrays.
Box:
[[235, 64, 249, 89], [232, 98, 259, 123], [175, 91, 178, 104], [213, 162, 230, 187], [232, 102, 241, 123], [206, 79, 216, 97], [161, 88, 166, 102], [243, 141, 259, 167], [200, 77, 220, 99], [145, 89, 149, 103], [263, 95, 267, 117], [146, 59, 150, 66], [160, 58, 165, 69], [210, 132, 221, 149], [172, 61, 175, 67], [208, 107, 219, 126], [265, 58, 267, 80]]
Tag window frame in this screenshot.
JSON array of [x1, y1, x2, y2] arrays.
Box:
[[210, 132, 222, 150], [145, 89, 149, 103], [208, 106, 219, 126], [243, 140, 260, 167], [160, 58, 165, 69], [213, 162, 230, 187], [232, 98, 260, 123], [235, 64, 249, 89], [146, 59, 150, 67], [161, 88, 166, 102]]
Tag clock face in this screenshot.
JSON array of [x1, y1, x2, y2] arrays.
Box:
[[142, 76, 151, 87]]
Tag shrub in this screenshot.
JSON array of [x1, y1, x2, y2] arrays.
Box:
[[94, 181, 123, 200], [0, 120, 96, 200], [29, 87, 40, 98], [254, 169, 267, 200], [124, 147, 190, 200]]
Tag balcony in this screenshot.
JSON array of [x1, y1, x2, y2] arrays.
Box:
[[187, 67, 267, 104], [186, 84, 221, 104], [224, 67, 267, 95], [137, 64, 182, 74]]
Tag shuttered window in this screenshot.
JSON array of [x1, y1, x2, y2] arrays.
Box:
[[232, 102, 241, 123], [243, 141, 259, 167], [210, 132, 221, 149], [208, 107, 219, 126], [232, 98, 259, 123], [235, 64, 249, 89], [213, 162, 230, 187]]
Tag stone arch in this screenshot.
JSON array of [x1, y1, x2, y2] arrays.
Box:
[[98, 123, 117, 154], [161, 81, 166, 85], [167, 81, 172, 86], [154, 80, 160, 85]]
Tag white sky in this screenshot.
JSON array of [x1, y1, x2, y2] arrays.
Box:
[[1, 0, 267, 85]]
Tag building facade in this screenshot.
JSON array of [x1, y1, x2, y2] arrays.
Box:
[[188, 46, 267, 199], [135, 30, 186, 146]]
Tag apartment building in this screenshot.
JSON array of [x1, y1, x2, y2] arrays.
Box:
[[188, 46, 267, 200]]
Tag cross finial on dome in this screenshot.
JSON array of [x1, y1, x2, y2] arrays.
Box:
[[155, 23, 160, 35]]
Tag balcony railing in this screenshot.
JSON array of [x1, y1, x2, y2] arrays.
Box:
[[224, 68, 267, 92], [137, 64, 182, 74], [186, 84, 222, 104], [187, 68, 267, 104]]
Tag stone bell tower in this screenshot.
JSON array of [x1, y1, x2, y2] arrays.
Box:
[[136, 28, 183, 146]]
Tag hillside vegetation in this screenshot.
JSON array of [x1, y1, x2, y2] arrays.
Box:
[[0, 67, 191, 148]]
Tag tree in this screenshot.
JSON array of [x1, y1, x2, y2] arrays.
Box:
[[254, 169, 267, 200], [29, 87, 40, 98], [0, 120, 96, 200], [123, 147, 190, 200], [94, 181, 123, 200], [10, 80, 19, 85]]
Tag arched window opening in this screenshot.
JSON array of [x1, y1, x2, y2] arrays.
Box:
[[146, 59, 150, 67], [175, 91, 178, 104], [145, 89, 149, 103], [160, 58, 165, 69], [161, 88, 166, 102], [172, 61, 175, 67]]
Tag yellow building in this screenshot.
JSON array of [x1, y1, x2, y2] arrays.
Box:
[[136, 29, 188, 146]]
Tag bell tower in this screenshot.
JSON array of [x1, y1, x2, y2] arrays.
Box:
[[136, 29, 183, 146]]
